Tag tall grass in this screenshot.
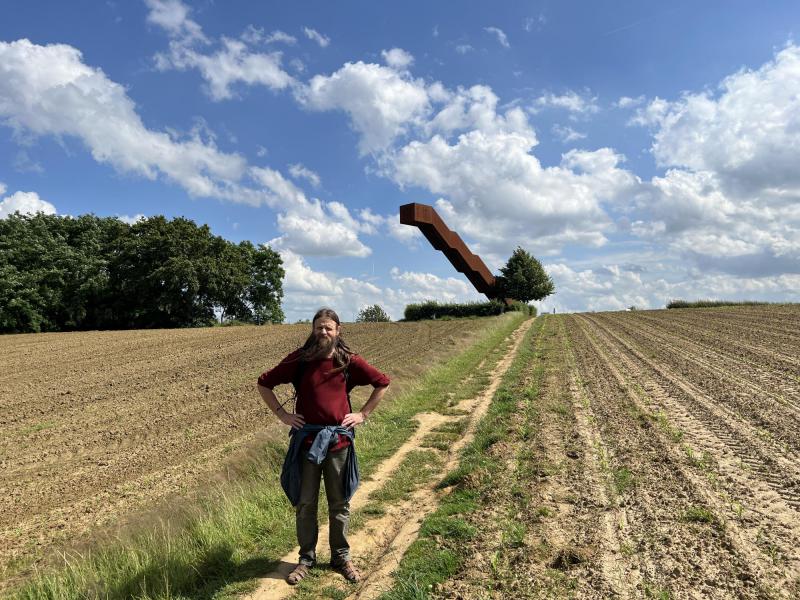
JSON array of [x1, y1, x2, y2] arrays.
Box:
[[10, 312, 527, 600]]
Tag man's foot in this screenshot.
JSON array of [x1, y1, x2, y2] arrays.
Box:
[[332, 560, 361, 583], [286, 563, 310, 585]]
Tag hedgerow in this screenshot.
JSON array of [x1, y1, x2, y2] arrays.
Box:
[[666, 299, 777, 309], [404, 300, 535, 321]]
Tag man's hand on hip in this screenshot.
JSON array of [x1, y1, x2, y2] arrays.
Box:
[[278, 409, 305, 429], [341, 412, 366, 428]]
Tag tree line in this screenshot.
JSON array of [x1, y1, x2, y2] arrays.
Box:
[[0, 213, 285, 333]]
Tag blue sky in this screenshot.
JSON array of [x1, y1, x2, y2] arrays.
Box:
[[1, 1, 799, 321]]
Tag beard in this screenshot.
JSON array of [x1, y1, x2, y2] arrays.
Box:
[[303, 334, 337, 362]]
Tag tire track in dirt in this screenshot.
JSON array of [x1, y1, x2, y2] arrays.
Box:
[[627, 313, 800, 403], [591, 312, 800, 450], [568, 315, 766, 599], [504, 316, 640, 598], [653, 312, 800, 363], [576, 314, 800, 595], [242, 317, 535, 600], [599, 313, 800, 421], [581, 314, 800, 512], [560, 318, 643, 598]]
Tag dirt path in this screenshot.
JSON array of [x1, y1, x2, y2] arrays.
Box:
[[242, 316, 535, 600]]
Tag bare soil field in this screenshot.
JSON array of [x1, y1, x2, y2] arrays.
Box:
[[400, 306, 800, 599], [0, 318, 498, 582]]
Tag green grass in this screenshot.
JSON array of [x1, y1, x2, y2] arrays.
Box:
[[359, 450, 443, 517], [612, 467, 636, 495], [18, 421, 55, 436], [419, 431, 460, 451], [378, 540, 458, 600], [379, 316, 547, 599], [420, 515, 477, 540], [9, 313, 527, 600], [682, 506, 718, 525], [431, 418, 468, 435]]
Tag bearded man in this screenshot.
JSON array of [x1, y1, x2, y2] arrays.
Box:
[[257, 308, 390, 585]]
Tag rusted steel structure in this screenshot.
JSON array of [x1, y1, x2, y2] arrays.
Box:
[[399, 202, 498, 300]]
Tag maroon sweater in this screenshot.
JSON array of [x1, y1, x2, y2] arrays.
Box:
[[258, 350, 390, 451]]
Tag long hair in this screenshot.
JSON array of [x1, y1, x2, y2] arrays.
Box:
[[299, 308, 354, 373]]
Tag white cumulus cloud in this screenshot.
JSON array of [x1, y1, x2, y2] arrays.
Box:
[[0, 38, 378, 260], [145, 0, 205, 42], [625, 43, 800, 272], [391, 130, 637, 259], [155, 37, 296, 101], [288, 163, 321, 188], [552, 124, 587, 143], [303, 27, 330, 48], [533, 90, 600, 116], [0, 39, 250, 199], [147, 0, 296, 101], [298, 61, 431, 154], [0, 189, 57, 219], [484, 26, 510, 48], [382, 48, 414, 70]]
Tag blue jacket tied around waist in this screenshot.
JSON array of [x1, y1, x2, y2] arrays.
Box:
[[281, 424, 360, 506]]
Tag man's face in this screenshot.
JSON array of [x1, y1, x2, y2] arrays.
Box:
[[313, 318, 340, 342]]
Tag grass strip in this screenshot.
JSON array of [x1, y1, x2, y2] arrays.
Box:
[[379, 316, 547, 599], [359, 450, 444, 518], [10, 313, 526, 600]]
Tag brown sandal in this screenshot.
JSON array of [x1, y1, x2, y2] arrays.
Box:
[[333, 560, 361, 583], [286, 563, 310, 585]]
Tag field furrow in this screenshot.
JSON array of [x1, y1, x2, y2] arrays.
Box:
[[586, 313, 800, 453], [630, 312, 800, 386], [568, 315, 767, 598], [581, 314, 800, 508], [573, 314, 800, 594]]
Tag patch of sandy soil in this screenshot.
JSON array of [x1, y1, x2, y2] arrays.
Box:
[[241, 317, 535, 600]]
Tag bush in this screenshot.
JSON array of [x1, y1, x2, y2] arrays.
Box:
[[403, 300, 536, 321], [356, 304, 391, 322], [404, 300, 505, 321], [505, 300, 537, 316]]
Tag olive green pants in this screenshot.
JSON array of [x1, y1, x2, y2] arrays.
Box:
[[296, 448, 350, 566]]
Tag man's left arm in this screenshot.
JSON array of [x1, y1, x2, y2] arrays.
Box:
[[341, 384, 388, 427], [341, 355, 390, 428]]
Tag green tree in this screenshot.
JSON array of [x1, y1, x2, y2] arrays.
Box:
[[0, 213, 126, 333], [0, 214, 285, 332], [216, 241, 284, 324], [495, 247, 554, 303], [243, 241, 285, 324], [356, 304, 391, 322]]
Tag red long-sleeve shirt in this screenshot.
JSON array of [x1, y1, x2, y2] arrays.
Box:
[[258, 350, 390, 451]]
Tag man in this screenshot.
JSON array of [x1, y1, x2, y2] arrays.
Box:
[[257, 308, 390, 585]]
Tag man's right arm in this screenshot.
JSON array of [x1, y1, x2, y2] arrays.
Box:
[[257, 352, 306, 429], [257, 383, 306, 429]]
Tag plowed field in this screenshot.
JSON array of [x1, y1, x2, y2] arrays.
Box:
[[424, 306, 800, 599], [0, 318, 500, 581]]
